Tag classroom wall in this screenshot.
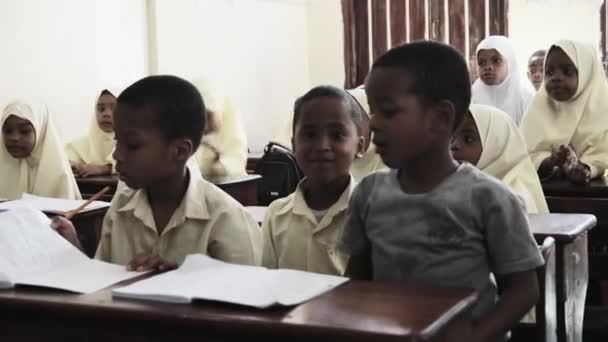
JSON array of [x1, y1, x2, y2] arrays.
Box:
[[509, 0, 603, 78], [0, 0, 148, 143]]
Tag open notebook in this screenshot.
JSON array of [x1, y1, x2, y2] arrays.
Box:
[[0, 193, 110, 215], [0, 207, 141, 293], [113, 254, 349, 308]]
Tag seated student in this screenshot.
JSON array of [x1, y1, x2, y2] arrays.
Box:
[[261, 86, 365, 275], [52, 75, 261, 270], [521, 39, 608, 185], [527, 49, 546, 91], [451, 104, 549, 214], [191, 77, 248, 178], [472, 35, 535, 125], [66, 89, 118, 178], [1, 100, 81, 200], [346, 86, 387, 181], [342, 41, 543, 342]]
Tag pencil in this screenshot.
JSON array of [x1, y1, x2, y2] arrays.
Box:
[[64, 186, 111, 219]]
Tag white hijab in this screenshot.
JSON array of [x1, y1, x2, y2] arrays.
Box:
[[191, 77, 248, 178], [470, 104, 548, 214], [472, 36, 535, 125], [66, 89, 118, 165], [0, 100, 81, 200], [521, 39, 608, 178], [346, 86, 387, 181]]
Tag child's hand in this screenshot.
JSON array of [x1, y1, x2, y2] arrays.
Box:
[[550, 144, 570, 166], [127, 254, 178, 272], [75, 164, 111, 178], [50, 216, 82, 250], [565, 162, 591, 185]]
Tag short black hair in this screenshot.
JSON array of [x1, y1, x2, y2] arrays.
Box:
[[293, 85, 363, 134], [528, 49, 546, 63], [371, 40, 471, 131], [117, 75, 206, 148]]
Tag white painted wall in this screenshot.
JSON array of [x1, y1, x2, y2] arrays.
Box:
[[0, 0, 147, 143]]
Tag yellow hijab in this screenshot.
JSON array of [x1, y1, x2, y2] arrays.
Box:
[[191, 77, 248, 178], [346, 86, 387, 182], [470, 104, 548, 214], [66, 89, 119, 165], [521, 40, 608, 178], [0, 100, 81, 200]]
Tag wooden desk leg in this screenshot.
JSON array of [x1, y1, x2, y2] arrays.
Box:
[[556, 233, 588, 342]]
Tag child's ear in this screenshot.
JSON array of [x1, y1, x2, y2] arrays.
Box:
[[430, 100, 456, 134], [355, 135, 365, 158], [172, 138, 194, 162]]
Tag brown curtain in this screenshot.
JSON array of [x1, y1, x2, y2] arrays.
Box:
[[342, 0, 369, 89]]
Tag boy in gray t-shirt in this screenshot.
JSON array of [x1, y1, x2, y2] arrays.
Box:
[[342, 41, 543, 342]]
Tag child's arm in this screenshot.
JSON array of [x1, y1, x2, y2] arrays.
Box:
[[472, 270, 539, 342], [73, 163, 113, 178], [341, 182, 373, 279], [50, 216, 83, 251], [562, 145, 591, 184], [127, 254, 177, 271]]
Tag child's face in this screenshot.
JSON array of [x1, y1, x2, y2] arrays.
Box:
[[477, 49, 508, 85], [112, 104, 183, 190], [2, 115, 36, 159], [293, 97, 363, 186], [365, 67, 436, 169], [527, 55, 545, 90], [450, 113, 482, 165], [96, 93, 116, 133], [544, 47, 578, 102]]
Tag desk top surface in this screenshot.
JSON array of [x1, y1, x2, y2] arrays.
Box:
[[542, 178, 608, 197], [76, 174, 262, 187], [0, 280, 476, 340], [528, 213, 596, 242], [207, 174, 262, 186]]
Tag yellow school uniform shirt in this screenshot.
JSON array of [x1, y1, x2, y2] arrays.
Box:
[[470, 104, 549, 214], [262, 177, 355, 275], [66, 89, 118, 166], [95, 167, 262, 266], [0, 100, 81, 200], [521, 40, 608, 178], [192, 77, 248, 178]]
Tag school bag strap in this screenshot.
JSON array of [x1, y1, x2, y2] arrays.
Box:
[[255, 141, 303, 205]]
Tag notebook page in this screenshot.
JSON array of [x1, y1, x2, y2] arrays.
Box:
[[0, 193, 110, 214], [0, 207, 140, 293], [275, 269, 348, 306]]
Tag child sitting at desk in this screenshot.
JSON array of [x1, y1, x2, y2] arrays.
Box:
[[451, 104, 549, 214], [342, 41, 543, 342], [527, 49, 546, 91], [262, 85, 364, 275], [346, 86, 387, 182], [1, 100, 81, 200], [66, 88, 119, 178], [521, 39, 608, 185], [191, 77, 248, 178], [53, 75, 261, 271]]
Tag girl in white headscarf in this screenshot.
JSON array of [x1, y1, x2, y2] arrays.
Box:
[[521, 39, 608, 185], [346, 86, 386, 181], [473, 35, 535, 125], [1, 100, 81, 200], [452, 104, 548, 214], [66, 89, 119, 177], [192, 77, 248, 178]]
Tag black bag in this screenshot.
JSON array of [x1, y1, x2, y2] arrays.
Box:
[[255, 142, 303, 205]]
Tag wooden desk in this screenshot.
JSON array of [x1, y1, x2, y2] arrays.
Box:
[[209, 174, 262, 206], [542, 179, 608, 198], [529, 213, 597, 342], [76, 176, 118, 202], [0, 281, 476, 342]]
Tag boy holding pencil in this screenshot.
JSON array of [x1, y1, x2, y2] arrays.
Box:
[[52, 75, 262, 271]]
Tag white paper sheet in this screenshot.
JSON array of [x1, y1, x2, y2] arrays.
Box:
[[0, 207, 141, 293], [0, 193, 110, 215], [112, 254, 348, 308]]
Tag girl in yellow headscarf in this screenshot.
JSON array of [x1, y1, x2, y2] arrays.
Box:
[[192, 78, 248, 178], [452, 104, 548, 214], [521, 40, 608, 185], [66, 89, 118, 177], [1, 100, 81, 200], [346, 86, 386, 181]]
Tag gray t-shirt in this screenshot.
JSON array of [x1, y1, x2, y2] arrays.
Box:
[[342, 163, 543, 320]]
